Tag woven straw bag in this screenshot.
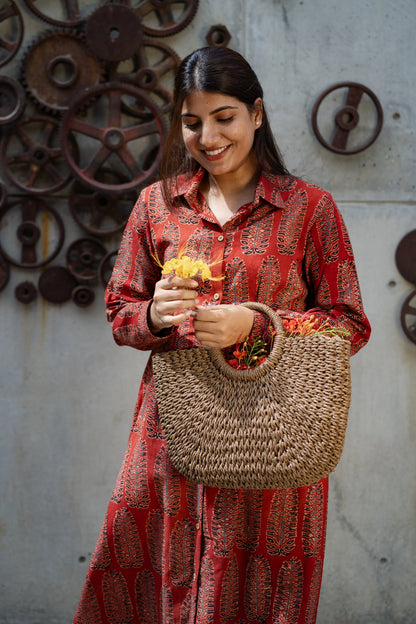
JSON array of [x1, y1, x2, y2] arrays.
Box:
[[152, 301, 351, 490]]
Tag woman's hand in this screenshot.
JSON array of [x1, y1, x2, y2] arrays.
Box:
[[192, 304, 254, 348], [149, 275, 198, 333]]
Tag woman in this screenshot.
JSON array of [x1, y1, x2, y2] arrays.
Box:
[[74, 47, 370, 623]]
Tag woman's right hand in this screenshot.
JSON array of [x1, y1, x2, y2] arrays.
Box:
[[149, 275, 199, 333]]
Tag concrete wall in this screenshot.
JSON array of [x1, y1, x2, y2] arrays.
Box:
[[0, 1, 415, 622]]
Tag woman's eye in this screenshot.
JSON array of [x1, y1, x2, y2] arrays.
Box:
[[184, 121, 200, 130], [218, 116, 234, 123]]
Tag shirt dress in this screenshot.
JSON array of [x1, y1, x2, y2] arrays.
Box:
[[74, 169, 371, 624]]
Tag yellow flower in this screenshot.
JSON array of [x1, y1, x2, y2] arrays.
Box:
[[153, 248, 223, 282]]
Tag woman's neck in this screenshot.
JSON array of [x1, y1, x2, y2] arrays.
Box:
[[201, 168, 260, 226]]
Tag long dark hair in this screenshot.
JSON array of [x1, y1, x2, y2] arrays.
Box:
[[159, 47, 291, 205]]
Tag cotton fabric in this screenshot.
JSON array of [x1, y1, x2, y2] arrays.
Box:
[[74, 169, 370, 624]]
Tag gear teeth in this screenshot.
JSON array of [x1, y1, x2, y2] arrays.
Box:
[[135, 0, 199, 38], [85, 3, 144, 63], [20, 29, 106, 117], [22, 0, 90, 28]]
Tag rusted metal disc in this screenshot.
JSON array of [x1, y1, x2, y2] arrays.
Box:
[[85, 4, 144, 62], [15, 280, 37, 303], [38, 265, 77, 303], [0, 198, 65, 268], [69, 169, 136, 237], [66, 237, 107, 282], [1, 115, 78, 194], [21, 30, 105, 116], [72, 284, 95, 307], [61, 82, 165, 195], [311, 82, 383, 154], [395, 230, 416, 285]]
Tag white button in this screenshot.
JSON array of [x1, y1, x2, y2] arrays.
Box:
[[213, 293, 220, 301], [196, 521, 201, 530], [218, 235, 224, 242]]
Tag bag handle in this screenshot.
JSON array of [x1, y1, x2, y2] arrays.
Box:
[[207, 302, 285, 380]]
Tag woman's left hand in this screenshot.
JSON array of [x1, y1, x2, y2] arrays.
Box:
[[192, 304, 254, 348]]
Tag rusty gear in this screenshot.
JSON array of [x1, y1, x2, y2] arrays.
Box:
[[15, 280, 37, 303], [0, 197, 65, 268], [118, 0, 199, 37], [21, 30, 105, 116], [61, 81, 165, 195], [85, 4, 144, 62], [311, 82, 383, 155], [69, 169, 137, 237], [72, 284, 95, 307], [1, 115, 78, 194], [66, 237, 107, 282], [38, 265, 77, 303], [21, 0, 95, 28], [0, 1, 24, 68], [108, 38, 179, 115], [0, 76, 25, 125]]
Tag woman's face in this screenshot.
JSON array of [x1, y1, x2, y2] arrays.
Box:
[[181, 91, 262, 182]]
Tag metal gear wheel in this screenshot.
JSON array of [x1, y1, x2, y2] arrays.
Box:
[[1, 115, 79, 194], [85, 3, 144, 62], [22, 0, 96, 29], [116, 0, 199, 37], [66, 237, 107, 282], [0, 75, 25, 125], [0, 196, 65, 268], [21, 30, 105, 116], [108, 38, 180, 115], [61, 81, 165, 195], [0, 0, 24, 68], [69, 169, 137, 237]]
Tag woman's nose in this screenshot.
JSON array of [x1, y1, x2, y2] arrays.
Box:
[[199, 122, 219, 147]]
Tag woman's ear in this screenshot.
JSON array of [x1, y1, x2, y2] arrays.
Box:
[[254, 97, 263, 126]]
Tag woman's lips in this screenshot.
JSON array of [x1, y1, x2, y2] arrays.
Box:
[[201, 145, 231, 161]]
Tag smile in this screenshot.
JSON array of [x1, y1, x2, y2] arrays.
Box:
[[202, 145, 231, 160]]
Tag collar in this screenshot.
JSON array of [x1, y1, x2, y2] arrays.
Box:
[[173, 168, 289, 211]]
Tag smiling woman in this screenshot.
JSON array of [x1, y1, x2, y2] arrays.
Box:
[[74, 46, 371, 624], [180, 91, 261, 222]]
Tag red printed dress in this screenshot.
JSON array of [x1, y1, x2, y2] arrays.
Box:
[[74, 169, 371, 624]]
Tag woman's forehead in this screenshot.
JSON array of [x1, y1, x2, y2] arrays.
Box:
[[181, 91, 242, 115]]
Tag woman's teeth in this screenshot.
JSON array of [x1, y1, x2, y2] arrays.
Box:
[[204, 147, 228, 156]]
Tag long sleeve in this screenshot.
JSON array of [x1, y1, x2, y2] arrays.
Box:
[[302, 193, 370, 354], [105, 188, 173, 352], [250, 189, 370, 355]]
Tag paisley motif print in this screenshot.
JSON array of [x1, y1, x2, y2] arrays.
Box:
[[74, 170, 370, 623], [266, 489, 299, 557]]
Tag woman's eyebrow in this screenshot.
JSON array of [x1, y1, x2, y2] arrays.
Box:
[[181, 105, 239, 118]]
